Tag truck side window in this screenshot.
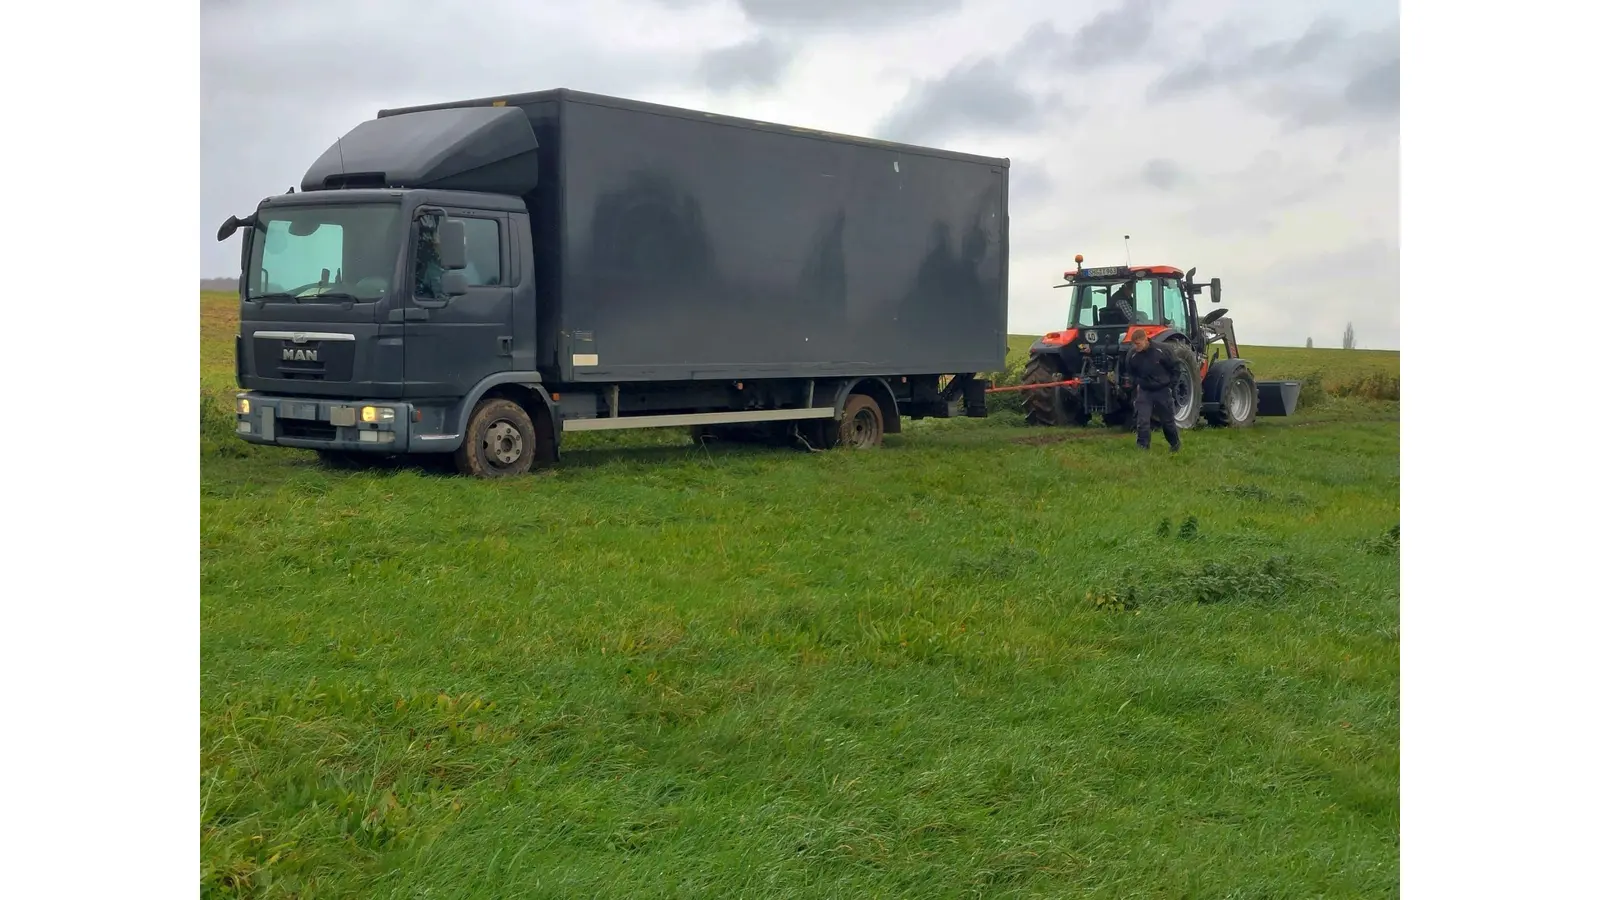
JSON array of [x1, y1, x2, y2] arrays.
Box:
[[461, 218, 502, 286], [1162, 279, 1190, 332], [414, 215, 444, 299]]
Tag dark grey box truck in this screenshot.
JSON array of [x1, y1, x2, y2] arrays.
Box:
[[217, 89, 1009, 476]]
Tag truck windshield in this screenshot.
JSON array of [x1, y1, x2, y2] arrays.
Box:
[[1069, 279, 1158, 327], [246, 204, 403, 302]]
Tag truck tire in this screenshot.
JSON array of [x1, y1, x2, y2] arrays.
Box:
[[1021, 356, 1089, 427], [454, 398, 538, 477], [1204, 365, 1258, 428], [836, 393, 885, 449], [1166, 342, 1202, 430]]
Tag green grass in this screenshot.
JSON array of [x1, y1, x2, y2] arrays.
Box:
[[202, 294, 1399, 898]]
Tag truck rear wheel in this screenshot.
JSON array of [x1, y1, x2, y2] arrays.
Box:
[[1204, 366, 1258, 428], [454, 398, 538, 478], [837, 393, 884, 449]]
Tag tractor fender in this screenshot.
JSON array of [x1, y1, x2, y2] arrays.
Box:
[[830, 377, 902, 434], [1028, 335, 1080, 356], [1201, 358, 1253, 403], [1024, 342, 1078, 376]]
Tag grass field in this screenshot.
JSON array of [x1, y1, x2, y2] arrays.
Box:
[[201, 293, 1400, 898]]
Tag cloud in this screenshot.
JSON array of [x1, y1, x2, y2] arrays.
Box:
[[1344, 56, 1399, 115], [656, 0, 962, 30], [1139, 158, 1190, 191], [1148, 17, 1347, 100], [1008, 161, 1055, 212], [1148, 16, 1398, 130], [1169, 150, 1351, 236], [1053, 0, 1170, 70], [1000, 0, 1172, 73], [739, 0, 960, 28], [873, 0, 1177, 145], [698, 36, 795, 91], [876, 57, 1044, 144]]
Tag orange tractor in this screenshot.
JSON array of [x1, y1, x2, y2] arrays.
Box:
[[1000, 255, 1298, 430]]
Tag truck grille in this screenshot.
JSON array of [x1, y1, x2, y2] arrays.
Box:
[[252, 335, 357, 381]]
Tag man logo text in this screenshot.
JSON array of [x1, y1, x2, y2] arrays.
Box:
[[283, 348, 319, 362]]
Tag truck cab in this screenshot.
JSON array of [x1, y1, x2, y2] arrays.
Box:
[[225, 187, 532, 460]]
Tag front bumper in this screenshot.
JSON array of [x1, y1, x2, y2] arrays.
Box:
[[233, 393, 440, 453]]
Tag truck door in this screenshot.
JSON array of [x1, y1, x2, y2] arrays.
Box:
[[402, 209, 514, 399]]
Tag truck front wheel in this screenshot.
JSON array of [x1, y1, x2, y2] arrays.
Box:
[[455, 398, 538, 478]]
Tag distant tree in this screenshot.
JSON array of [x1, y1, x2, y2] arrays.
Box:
[[1306, 337, 1313, 349], [1343, 322, 1356, 350]]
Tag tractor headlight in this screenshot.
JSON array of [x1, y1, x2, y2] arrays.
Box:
[[236, 396, 250, 415], [361, 406, 396, 424]]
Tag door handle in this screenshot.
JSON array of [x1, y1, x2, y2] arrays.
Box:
[[498, 336, 513, 356]]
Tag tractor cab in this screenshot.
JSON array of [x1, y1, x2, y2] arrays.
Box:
[[1039, 258, 1223, 360]]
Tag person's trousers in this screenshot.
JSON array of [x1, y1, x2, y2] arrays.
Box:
[[1134, 387, 1181, 450]]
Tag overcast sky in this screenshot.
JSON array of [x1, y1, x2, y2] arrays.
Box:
[[202, 0, 1398, 349]]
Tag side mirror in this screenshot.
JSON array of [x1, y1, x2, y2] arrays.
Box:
[[216, 213, 256, 242], [439, 218, 468, 270], [1210, 277, 1222, 303], [441, 271, 469, 297]]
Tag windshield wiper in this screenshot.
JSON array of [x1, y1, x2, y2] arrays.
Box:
[[252, 290, 368, 303]]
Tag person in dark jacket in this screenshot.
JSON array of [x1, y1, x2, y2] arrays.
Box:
[[1125, 330, 1182, 452]]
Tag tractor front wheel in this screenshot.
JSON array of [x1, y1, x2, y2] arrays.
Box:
[[1205, 365, 1258, 428]]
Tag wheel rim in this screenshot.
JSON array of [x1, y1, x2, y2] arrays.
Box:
[[1226, 379, 1252, 420], [1174, 372, 1194, 421], [846, 408, 880, 448], [483, 420, 525, 466]]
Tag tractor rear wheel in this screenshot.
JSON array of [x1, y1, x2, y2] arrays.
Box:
[[1021, 356, 1089, 427], [1166, 342, 1203, 430], [1205, 365, 1258, 428]]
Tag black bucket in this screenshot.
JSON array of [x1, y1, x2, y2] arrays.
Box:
[[1257, 380, 1301, 417]]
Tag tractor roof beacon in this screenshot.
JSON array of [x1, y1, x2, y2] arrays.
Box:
[[999, 254, 1301, 431]]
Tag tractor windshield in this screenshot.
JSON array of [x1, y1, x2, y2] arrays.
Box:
[[1068, 279, 1158, 327]]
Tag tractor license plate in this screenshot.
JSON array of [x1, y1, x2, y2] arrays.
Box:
[[281, 402, 319, 420]]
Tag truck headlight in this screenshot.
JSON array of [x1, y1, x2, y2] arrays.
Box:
[[361, 406, 396, 423], [236, 396, 250, 414]]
